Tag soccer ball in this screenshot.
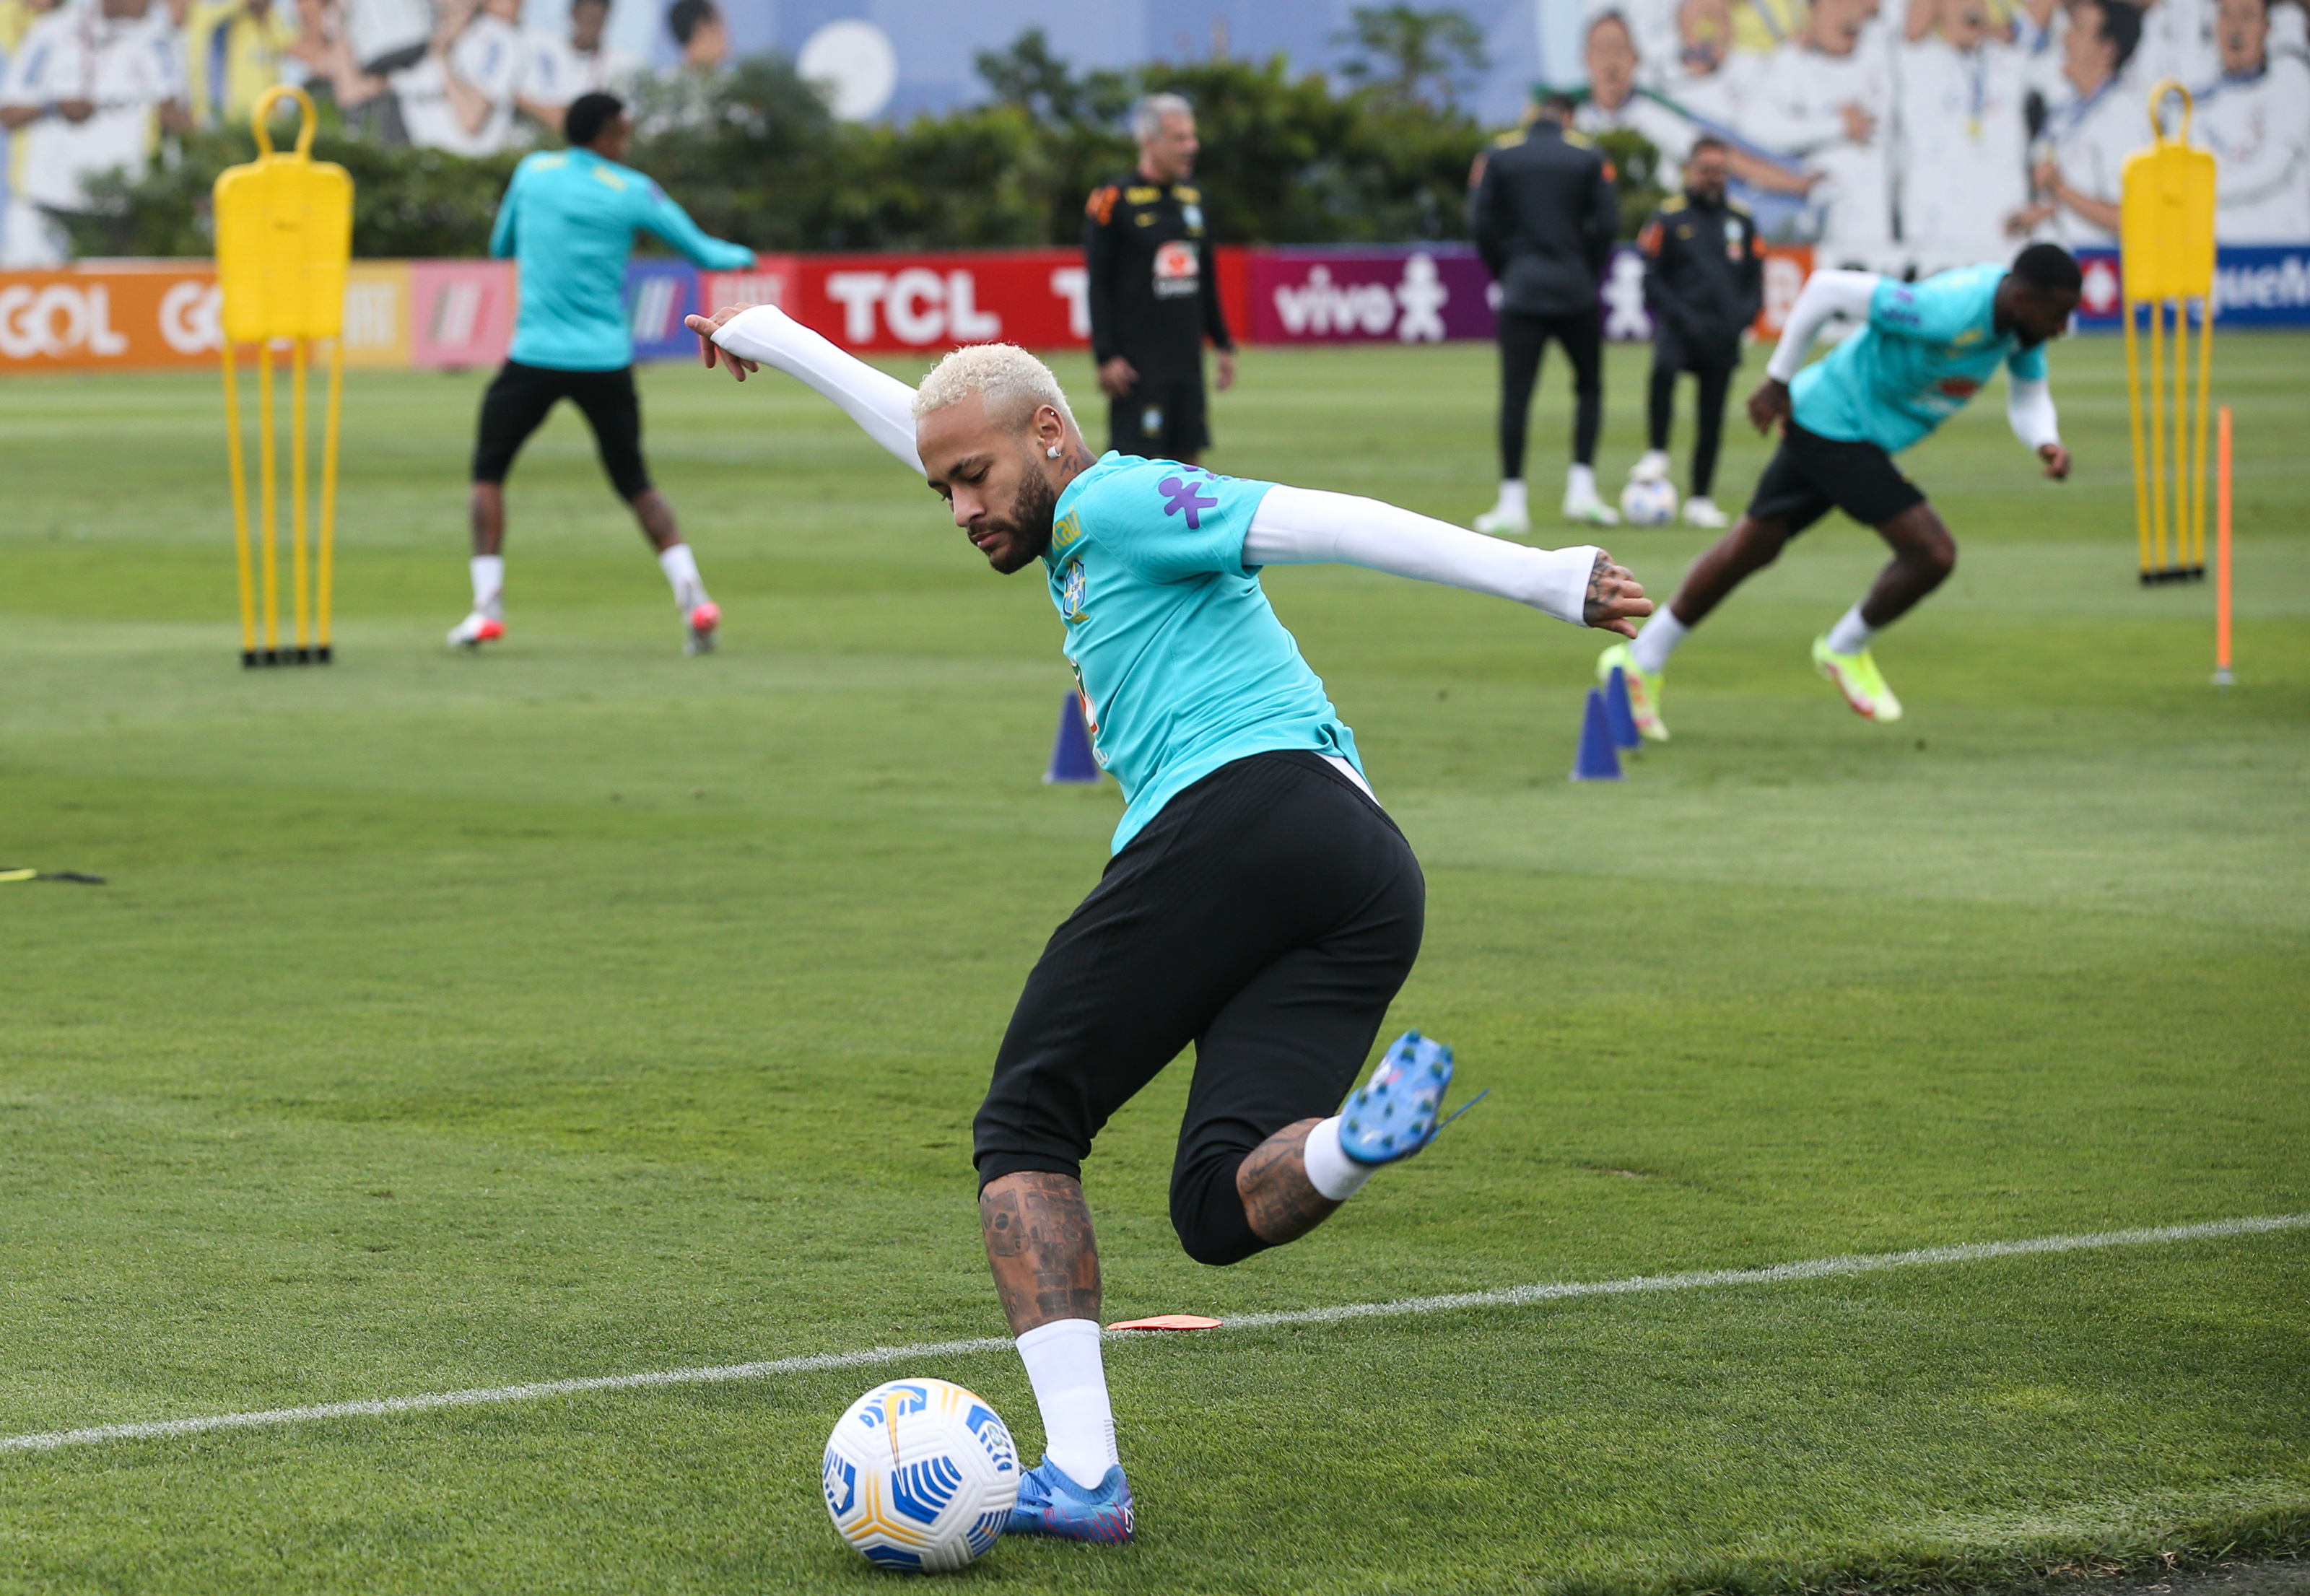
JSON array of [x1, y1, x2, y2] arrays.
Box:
[[1620, 475, 1680, 526], [822, 1377, 1021, 1572]]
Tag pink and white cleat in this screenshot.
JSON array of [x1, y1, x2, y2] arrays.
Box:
[[684, 600, 720, 655], [448, 612, 505, 651]]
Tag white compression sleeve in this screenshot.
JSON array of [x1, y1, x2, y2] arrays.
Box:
[[1245, 485, 1598, 626], [710, 305, 925, 475], [1764, 269, 1882, 384], [2006, 373, 2060, 452]]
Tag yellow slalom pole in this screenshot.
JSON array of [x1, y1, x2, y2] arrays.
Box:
[[2192, 297, 2213, 575], [291, 336, 310, 661], [258, 340, 279, 660], [2162, 294, 2180, 580], [2149, 300, 2169, 575], [318, 336, 342, 662], [222, 345, 256, 665], [2123, 299, 2150, 581]]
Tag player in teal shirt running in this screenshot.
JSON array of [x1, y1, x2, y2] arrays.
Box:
[[1603, 244, 2083, 736], [684, 305, 1649, 1545], [448, 91, 755, 658]]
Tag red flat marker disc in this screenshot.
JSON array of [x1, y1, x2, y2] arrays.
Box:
[[1106, 1314, 1222, 1332]]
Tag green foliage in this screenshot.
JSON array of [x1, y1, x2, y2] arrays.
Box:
[[1591, 123, 1670, 240], [1333, 4, 1490, 108], [60, 30, 1495, 258], [62, 104, 524, 259]]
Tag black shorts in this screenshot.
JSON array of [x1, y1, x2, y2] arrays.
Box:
[[1108, 371, 1210, 460], [471, 360, 652, 500], [974, 751, 1425, 1268], [1745, 419, 1925, 534]]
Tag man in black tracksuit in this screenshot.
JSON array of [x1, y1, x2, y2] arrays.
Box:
[[1084, 92, 1236, 463], [1468, 91, 1621, 532], [1634, 136, 1764, 528]]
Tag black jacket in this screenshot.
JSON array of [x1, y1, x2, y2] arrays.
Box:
[[1467, 117, 1619, 318], [1083, 173, 1233, 380], [1638, 190, 1765, 352]]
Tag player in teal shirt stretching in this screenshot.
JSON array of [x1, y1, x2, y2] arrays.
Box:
[[1601, 243, 2083, 735], [448, 91, 754, 656], [682, 302, 1649, 1548]]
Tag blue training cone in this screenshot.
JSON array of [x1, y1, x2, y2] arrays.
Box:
[[1603, 665, 1642, 751], [1044, 691, 1102, 785], [1570, 687, 1623, 782]]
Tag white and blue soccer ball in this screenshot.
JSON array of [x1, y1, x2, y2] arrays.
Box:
[[1620, 474, 1681, 526], [822, 1377, 1020, 1573]]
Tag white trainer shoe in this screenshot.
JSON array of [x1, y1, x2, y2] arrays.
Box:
[[448, 612, 505, 650], [1473, 506, 1530, 536], [1629, 449, 1673, 482], [1563, 492, 1622, 526], [1681, 496, 1730, 528]]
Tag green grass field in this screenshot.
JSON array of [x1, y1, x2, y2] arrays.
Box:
[[2, 333, 2306, 1595]]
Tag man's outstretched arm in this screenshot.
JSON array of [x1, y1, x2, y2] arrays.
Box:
[[1748, 269, 1880, 431], [1245, 487, 1651, 637], [685, 304, 924, 474]]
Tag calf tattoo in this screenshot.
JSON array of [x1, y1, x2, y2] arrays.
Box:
[[1236, 1117, 1343, 1244], [981, 1171, 1102, 1333]]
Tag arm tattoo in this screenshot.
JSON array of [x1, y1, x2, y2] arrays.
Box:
[[1584, 551, 1613, 627]]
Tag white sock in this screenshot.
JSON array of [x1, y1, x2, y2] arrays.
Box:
[[1300, 1115, 1375, 1201], [1629, 607, 1691, 676], [1566, 463, 1598, 502], [469, 554, 504, 621], [1016, 1318, 1117, 1490], [1826, 601, 1877, 655], [1494, 479, 1527, 516], [657, 542, 706, 612]]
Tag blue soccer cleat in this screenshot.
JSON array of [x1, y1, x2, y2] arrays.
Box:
[[1005, 1457, 1135, 1543], [1339, 1031, 1483, 1165]]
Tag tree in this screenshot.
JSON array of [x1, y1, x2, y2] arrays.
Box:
[[1333, 5, 1489, 108]]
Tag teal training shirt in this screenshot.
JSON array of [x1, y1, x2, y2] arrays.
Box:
[[1047, 453, 1365, 855], [488, 147, 754, 371], [1792, 264, 2049, 454]]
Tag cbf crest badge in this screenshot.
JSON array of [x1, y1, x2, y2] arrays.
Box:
[[1062, 558, 1088, 622]]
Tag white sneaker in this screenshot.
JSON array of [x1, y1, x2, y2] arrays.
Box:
[[1473, 506, 1530, 536], [1562, 492, 1622, 526], [448, 612, 504, 650], [1681, 496, 1729, 528], [1629, 449, 1672, 483]]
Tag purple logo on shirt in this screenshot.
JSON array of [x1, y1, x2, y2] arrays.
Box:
[[1159, 476, 1219, 529]]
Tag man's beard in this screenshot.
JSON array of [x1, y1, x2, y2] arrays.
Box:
[[982, 461, 1058, 575]]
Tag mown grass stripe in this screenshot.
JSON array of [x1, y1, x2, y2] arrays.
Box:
[[5, 1212, 2301, 1456]]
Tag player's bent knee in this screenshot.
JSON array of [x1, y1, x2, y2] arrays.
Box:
[[1169, 1153, 1268, 1268]]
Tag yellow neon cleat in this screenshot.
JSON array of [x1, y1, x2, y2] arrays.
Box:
[[1598, 642, 1668, 741], [1812, 635, 1903, 722]]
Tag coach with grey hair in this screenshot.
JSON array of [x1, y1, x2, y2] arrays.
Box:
[[1082, 92, 1237, 464]]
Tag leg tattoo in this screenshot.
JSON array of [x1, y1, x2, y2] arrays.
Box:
[[1236, 1117, 1343, 1246], [981, 1171, 1102, 1335]]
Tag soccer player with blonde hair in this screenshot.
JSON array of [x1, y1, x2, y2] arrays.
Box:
[[682, 300, 1649, 1544]]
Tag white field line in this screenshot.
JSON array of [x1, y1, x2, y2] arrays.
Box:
[[4, 1211, 2303, 1457]]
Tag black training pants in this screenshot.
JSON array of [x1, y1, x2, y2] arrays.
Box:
[[1496, 308, 1603, 481], [973, 751, 1425, 1268], [1646, 330, 1740, 499]]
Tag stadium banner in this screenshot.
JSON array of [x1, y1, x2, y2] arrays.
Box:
[[9, 240, 2309, 374], [407, 260, 515, 370], [0, 261, 219, 369], [2075, 245, 2310, 330], [1250, 243, 1813, 346]]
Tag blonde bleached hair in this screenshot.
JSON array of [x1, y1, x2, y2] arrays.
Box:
[[910, 343, 1079, 435]]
